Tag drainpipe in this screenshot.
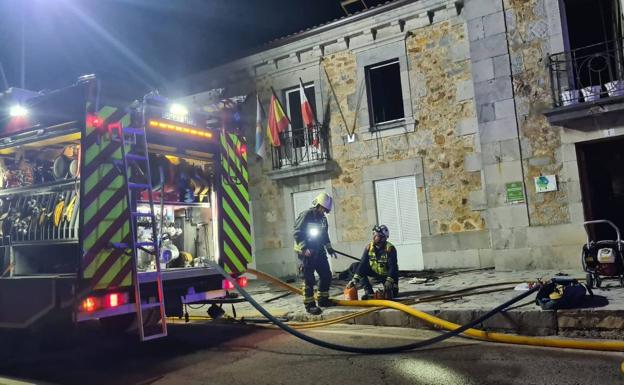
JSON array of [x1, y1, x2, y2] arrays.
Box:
[[501, 0, 532, 226]]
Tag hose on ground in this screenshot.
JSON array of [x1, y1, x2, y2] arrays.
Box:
[[212, 261, 541, 354], [248, 267, 624, 352]]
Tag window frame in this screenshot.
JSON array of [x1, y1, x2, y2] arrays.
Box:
[[365, 58, 406, 131]]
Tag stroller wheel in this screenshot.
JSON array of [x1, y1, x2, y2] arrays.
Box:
[[586, 273, 594, 289], [620, 276, 624, 288], [596, 276, 602, 288]]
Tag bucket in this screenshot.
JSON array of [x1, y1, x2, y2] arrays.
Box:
[[605, 80, 624, 97], [581, 86, 602, 102], [560, 89, 579, 106], [344, 286, 358, 300]]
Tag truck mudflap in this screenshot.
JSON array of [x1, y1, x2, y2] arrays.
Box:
[[0, 277, 74, 328]]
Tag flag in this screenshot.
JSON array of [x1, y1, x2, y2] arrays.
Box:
[[267, 90, 289, 147], [299, 79, 319, 147], [299, 79, 315, 129], [254, 95, 266, 158]]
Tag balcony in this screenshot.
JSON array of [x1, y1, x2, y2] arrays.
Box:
[[267, 124, 334, 180], [545, 39, 624, 130]]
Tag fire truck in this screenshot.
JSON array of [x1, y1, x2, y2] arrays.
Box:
[[0, 76, 252, 341]]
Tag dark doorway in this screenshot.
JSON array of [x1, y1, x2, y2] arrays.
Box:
[[577, 137, 624, 241]]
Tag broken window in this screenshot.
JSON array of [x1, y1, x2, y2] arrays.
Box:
[[365, 59, 405, 129]]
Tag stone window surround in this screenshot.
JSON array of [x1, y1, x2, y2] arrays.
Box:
[[362, 157, 430, 238], [354, 38, 417, 141], [262, 64, 327, 129]]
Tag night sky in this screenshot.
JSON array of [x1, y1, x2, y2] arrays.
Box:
[[0, 0, 388, 102]]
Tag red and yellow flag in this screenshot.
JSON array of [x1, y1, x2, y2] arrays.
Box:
[[267, 92, 289, 147]]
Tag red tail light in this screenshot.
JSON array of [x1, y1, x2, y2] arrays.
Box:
[[222, 279, 235, 290], [237, 276, 248, 288], [82, 297, 97, 312], [107, 293, 121, 308]]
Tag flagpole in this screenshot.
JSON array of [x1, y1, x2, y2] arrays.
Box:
[[255, 93, 267, 159]]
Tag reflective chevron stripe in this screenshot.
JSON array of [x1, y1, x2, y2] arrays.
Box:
[[219, 132, 251, 274], [81, 107, 133, 290]]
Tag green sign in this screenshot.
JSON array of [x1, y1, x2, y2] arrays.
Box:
[[506, 182, 525, 203]]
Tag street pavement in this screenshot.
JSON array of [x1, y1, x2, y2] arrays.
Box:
[[0, 322, 622, 385]]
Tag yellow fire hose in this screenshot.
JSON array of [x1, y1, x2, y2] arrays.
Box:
[[246, 268, 624, 352]]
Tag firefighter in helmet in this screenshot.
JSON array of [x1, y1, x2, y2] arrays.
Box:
[[347, 224, 399, 299], [293, 192, 336, 314]]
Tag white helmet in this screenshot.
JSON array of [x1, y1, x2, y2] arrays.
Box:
[[312, 192, 333, 213], [373, 224, 389, 239]]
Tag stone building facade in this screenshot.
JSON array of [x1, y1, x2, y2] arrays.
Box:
[[181, 0, 624, 277]]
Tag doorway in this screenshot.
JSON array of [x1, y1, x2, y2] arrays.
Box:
[[577, 137, 624, 241]]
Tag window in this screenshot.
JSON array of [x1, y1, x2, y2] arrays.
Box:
[[293, 189, 325, 221], [285, 84, 316, 149], [374, 177, 420, 245], [560, 0, 622, 88], [366, 59, 405, 128]]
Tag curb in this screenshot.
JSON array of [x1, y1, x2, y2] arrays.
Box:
[[287, 307, 624, 339]]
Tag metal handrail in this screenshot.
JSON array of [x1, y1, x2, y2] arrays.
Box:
[[549, 38, 624, 107], [271, 124, 330, 170]]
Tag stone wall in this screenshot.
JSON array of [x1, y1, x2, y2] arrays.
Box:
[[182, 0, 606, 276], [505, 0, 569, 226]]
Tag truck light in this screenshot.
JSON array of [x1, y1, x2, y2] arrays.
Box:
[[9, 105, 28, 117], [82, 297, 97, 312], [237, 276, 248, 288], [236, 144, 247, 157], [87, 113, 103, 129], [222, 279, 235, 290], [148, 120, 213, 139], [169, 103, 189, 116], [106, 293, 121, 308]]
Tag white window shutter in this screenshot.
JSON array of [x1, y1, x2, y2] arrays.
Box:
[[396, 177, 420, 243], [374, 179, 402, 244]]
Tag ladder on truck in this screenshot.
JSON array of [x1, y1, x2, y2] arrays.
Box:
[[112, 123, 167, 341]]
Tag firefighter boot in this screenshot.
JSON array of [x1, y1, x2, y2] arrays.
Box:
[[305, 302, 323, 315], [361, 289, 375, 300], [317, 297, 335, 307]]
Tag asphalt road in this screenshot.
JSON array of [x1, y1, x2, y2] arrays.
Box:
[[0, 321, 622, 385]]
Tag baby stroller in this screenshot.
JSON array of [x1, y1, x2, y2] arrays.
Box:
[[581, 220, 624, 289]]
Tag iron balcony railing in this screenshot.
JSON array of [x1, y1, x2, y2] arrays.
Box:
[[271, 124, 330, 170], [549, 39, 624, 108]]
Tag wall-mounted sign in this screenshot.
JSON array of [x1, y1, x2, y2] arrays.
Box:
[[534, 175, 557, 193], [506, 182, 525, 203]]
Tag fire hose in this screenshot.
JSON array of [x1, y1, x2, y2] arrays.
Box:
[[211, 261, 543, 353], [217, 262, 624, 354]]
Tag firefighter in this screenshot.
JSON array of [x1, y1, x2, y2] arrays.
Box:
[[293, 192, 336, 315], [347, 225, 399, 299]]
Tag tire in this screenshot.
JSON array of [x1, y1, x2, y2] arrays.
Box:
[[596, 276, 602, 288], [586, 273, 594, 289]]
